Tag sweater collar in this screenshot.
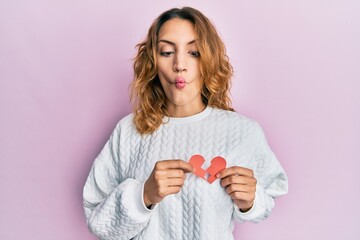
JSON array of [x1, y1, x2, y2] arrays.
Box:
[[163, 106, 212, 124]]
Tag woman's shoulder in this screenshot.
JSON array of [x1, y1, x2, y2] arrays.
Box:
[[119, 112, 135, 125], [210, 107, 267, 142], [210, 107, 259, 127], [112, 112, 137, 133]]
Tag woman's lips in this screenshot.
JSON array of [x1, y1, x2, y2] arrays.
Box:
[[175, 76, 186, 89]]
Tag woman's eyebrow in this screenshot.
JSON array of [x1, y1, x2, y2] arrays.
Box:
[[158, 39, 196, 45]]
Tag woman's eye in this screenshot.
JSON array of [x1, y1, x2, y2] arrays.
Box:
[[160, 51, 174, 57], [189, 51, 200, 57]]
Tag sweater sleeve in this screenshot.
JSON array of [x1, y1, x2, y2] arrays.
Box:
[[233, 121, 288, 223], [83, 122, 154, 240]]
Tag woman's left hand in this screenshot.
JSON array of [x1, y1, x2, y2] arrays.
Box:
[[218, 166, 257, 212]]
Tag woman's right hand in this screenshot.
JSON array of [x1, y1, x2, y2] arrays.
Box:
[[143, 160, 193, 207]]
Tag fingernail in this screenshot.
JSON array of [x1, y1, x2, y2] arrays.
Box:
[[216, 173, 220, 178]]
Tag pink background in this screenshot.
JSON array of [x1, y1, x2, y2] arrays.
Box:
[[1, 0, 359, 239]]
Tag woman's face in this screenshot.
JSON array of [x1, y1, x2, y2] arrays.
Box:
[[156, 18, 204, 116]]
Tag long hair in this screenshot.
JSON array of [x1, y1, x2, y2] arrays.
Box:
[[130, 7, 234, 135]]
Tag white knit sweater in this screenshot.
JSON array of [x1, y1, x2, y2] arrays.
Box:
[[83, 107, 288, 240]]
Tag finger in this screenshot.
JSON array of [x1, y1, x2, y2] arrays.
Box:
[[165, 178, 185, 187], [229, 191, 255, 203], [167, 169, 186, 179], [155, 185, 181, 199], [221, 175, 257, 188], [155, 169, 186, 179], [167, 186, 182, 195], [225, 184, 256, 195], [219, 166, 254, 179], [156, 160, 194, 173]]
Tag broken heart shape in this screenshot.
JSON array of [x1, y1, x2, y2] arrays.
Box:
[[188, 155, 227, 184]]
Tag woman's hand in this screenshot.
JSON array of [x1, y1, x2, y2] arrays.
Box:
[[218, 166, 257, 212], [144, 160, 193, 207]]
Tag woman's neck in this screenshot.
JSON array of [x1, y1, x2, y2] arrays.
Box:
[[166, 102, 206, 117]]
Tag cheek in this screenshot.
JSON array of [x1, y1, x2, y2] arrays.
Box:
[[157, 74, 168, 91], [189, 57, 200, 69], [156, 69, 170, 90], [196, 81, 204, 93], [157, 58, 172, 73], [156, 67, 167, 84]]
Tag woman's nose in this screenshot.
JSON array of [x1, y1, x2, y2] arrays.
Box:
[[173, 53, 187, 73]]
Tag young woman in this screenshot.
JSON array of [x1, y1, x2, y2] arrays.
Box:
[[83, 7, 288, 240]]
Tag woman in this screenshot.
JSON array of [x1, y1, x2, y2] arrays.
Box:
[[83, 7, 288, 240]]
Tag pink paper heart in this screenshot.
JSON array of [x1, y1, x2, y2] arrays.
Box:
[[189, 155, 227, 184]]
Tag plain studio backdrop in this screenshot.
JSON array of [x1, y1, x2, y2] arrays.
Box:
[[0, 0, 359, 239]]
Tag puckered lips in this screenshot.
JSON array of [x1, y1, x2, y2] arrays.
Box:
[[175, 76, 186, 89]]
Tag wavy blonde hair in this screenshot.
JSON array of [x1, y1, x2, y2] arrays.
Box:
[[130, 7, 234, 134]]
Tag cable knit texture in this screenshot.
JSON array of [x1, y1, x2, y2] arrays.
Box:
[[83, 107, 288, 240]]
